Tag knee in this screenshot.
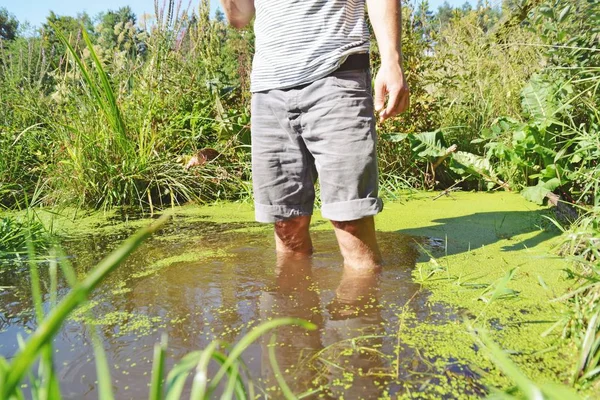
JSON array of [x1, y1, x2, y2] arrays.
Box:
[[331, 217, 370, 236], [275, 217, 310, 239], [274, 216, 311, 250]]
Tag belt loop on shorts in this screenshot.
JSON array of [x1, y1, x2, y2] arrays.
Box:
[[336, 53, 370, 72]]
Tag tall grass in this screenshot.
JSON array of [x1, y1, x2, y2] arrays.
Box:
[[551, 208, 600, 386], [0, 184, 53, 263], [0, 1, 251, 212], [0, 214, 48, 262], [46, 10, 247, 212], [0, 35, 53, 207]]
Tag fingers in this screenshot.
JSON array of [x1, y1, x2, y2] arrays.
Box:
[[374, 77, 386, 115], [397, 87, 409, 114], [373, 65, 410, 122], [379, 85, 409, 122], [381, 87, 400, 121]]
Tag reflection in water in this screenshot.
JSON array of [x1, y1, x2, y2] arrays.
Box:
[[0, 217, 464, 399], [261, 254, 385, 399], [323, 268, 384, 399], [260, 254, 322, 397]]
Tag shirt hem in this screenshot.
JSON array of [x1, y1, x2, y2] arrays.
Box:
[[250, 49, 370, 93]]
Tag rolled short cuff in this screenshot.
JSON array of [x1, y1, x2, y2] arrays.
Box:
[[254, 202, 314, 223], [320, 197, 383, 222]]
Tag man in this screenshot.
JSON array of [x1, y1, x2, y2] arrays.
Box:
[[220, 0, 409, 271]]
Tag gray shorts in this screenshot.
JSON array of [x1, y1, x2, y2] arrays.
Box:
[[250, 69, 383, 223]]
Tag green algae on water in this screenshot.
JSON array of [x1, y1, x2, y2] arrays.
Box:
[[7, 191, 582, 398]]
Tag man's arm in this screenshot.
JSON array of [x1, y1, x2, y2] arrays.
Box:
[[366, 0, 410, 121], [219, 0, 255, 29]]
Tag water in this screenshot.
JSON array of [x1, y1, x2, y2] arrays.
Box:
[[0, 215, 480, 399]]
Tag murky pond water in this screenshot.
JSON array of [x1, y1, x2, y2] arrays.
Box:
[[0, 215, 470, 399], [0, 193, 574, 399]]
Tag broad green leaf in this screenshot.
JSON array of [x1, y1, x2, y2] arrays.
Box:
[[410, 130, 448, 158], [521, 179, 561, 205], [521, 75, 559, 128], [450, 151, 500, 187]]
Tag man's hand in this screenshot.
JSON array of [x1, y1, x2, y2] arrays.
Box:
[[366, 0, 410, 122], [220, 0, 255, 29], [374, 61, 410, 122]]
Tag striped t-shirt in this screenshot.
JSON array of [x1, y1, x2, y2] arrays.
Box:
[[250, 0, 370, 93]]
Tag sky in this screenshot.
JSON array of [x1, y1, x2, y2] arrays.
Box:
[[2, 0, 476, 30]]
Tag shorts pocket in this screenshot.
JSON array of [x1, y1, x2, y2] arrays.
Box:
[[330, 69, 368, 90]]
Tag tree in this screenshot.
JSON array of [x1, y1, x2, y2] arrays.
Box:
[[215, 9, 225, 23], [461, 1, 473, 13], [96, 6, 138, 51], [436, 1, 456, 27], [40, 11, 94, 70], [414, 0, 435, 44], [41, 11, 93, 47], [0, 7, 18, 41]]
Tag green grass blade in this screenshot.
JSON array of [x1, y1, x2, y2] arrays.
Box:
[[51, 24, 103, 120], [267, 334, 298, 400], [189, 341, 218, 400], [2, 215, 170, 397], [27, 236, 62, 400], [39, 345, 61, 400], [540, 382, 581, 400], [575, 311, 599, 382], [26, 239, 43, 323], [296, 388, 324, 399], [0, 357, 8, 394], [208, 318, 316, 395], [475, 328, 543, 400], [53, 247, 78, 287], [49, 254, 58, 309], [91, 326, 114, 400], [79, 27, 127, 141], [15, 336, 31, 400], [149, 334, 168, 400], [219, 363, 240, 400], [581, 366, 600, 381], [164, 351, 202, 400], [41, 259, 61, 399], [210, 351, 247, 400]]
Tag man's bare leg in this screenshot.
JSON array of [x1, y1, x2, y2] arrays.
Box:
[[274, 215, 313, 255], [331, 216, 382, 272]]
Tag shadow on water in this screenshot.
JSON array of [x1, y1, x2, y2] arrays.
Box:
[[0, 217, 486, 399], [396, 209, 559, 257]]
